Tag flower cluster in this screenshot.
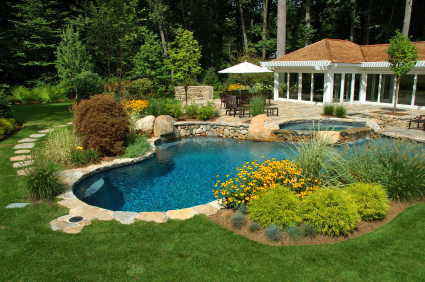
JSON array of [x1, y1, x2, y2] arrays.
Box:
[[213, 157, 321, 209], [122, 99, 148, 116], [227, 83, 242, 91]]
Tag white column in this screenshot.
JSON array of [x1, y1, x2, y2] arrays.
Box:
[[393, 76, 397, 105], [360, 73, 367, 103], [339, 73, 345, 103], [298, 72, 302, 100], [310, 73, 314, 102], [274, 72, 279, 100], [412, 74, 418, 106], [287, 73, 290, 99], [377, 73, 382, 103], [324, 71, 333, 103], [350, 73, 355, 104]]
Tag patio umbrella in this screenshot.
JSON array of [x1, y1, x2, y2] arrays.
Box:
[[218, 61, 272, 89]]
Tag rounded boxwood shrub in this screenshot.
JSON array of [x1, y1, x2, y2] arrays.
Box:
[[345, 183, 389, 221], [300, 188, 361, 236], [0, 91, 13, 118], [73, 94, 130, 156], [248, 185, 302, 228]]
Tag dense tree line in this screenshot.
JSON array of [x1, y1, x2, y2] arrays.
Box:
[[0, 0, 423, 90]]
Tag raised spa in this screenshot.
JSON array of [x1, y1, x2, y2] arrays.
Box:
[[279, 120, 366, 131]]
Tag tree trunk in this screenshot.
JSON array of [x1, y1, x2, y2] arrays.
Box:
[[402, 0, 413, 36], [159, 23, 169, 59], [350, 0, 356, 42], [238, 1, 249, 53], [364, 2, 372, 45], [180, 0, 188, 30], [277, 0, 286, 57], [394, 77, 400, 113], [262, 0, 269, 59], [305, 0, 311, 46], [101, 20, 111, 77], [385, 0, 397, 42]]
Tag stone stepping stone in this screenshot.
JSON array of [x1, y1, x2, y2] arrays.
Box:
[[67, 122, 73, 125], [15, 150, 31, 154], [12, 160, 34, 168], [17, 168, 31, 176], [56, 125, 68, 128], [10, 155, 32, 162], [29, 134, 46, 138], [18, 138, 38, 143], [5, 203, 30, 209], [39, 129, 54, 133], [14, 143, 35, 149]]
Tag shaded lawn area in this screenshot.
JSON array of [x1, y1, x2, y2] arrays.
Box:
[[1, 103, 424, 281]]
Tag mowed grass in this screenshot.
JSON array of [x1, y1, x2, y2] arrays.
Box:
[[1, 103, 425, 281]]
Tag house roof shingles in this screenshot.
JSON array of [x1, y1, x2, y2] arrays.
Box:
[[272, 39, 425, 63]]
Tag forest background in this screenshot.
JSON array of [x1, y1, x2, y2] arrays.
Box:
[[0, 0, 423, 98]]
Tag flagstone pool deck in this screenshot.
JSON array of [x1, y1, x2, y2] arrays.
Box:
[[9, 100, 424, 233]]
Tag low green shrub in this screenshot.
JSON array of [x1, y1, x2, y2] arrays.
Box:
[[69, 147, 99, 167], [73, 71, 103, 101], [73, 94, 130, 156], [300, 188, 361, 236], [250, 95, 266, 117], [249, 222, 261, 232], [265, 224, 282, 242], [0, 118, 17, 139], [164, 99, 183, 118], [231, 212, 247, 229], [24, 150, 64, 199], [184, 102, 199, 118], [120, 135, 151, 158], [248, 185, 302, 228], [197, 102, 215, 120], [145, 98, 165, 117], [0, 90, 13, 118], [335, 104, 347, 118], [11, 86, 40, 103], [323, 103, 335, 116], [40, 84, 68, 103], [43, 126, 80, 164], [345, 183, 389, 221]]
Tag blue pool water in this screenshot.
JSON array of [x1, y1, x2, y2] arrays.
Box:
[[279, 121, 366, 131], [73, 138, 294, 212]]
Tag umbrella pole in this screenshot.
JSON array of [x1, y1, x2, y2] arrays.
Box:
[[245, 73, 247, 90]]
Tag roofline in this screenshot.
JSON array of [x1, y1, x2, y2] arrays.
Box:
[[361, 61, 425, 68], [260, 61, 332, 67]]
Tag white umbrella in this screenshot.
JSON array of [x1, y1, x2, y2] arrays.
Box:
[[218, 61, 272, 89]]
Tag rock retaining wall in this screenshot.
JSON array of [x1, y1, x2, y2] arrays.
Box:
[[362, 112, 418, 128], [175, 86, 213, 101], [175, 122, 249, 139], [274, 127, 374, 143]]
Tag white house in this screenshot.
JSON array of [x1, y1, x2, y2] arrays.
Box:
[[260, 39, 425, 109]]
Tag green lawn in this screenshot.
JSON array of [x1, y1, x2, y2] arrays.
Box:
[[1, 103, 425, 281]]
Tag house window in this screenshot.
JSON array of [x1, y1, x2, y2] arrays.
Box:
[[278, 72, 288, 98], [380, 74, 394, 103], [289, 73, 299, 99], [301, 73, 311, 101], [366, 74, 380, 102], [313, 73, 324, 102], [416, 75, 425, 106], [354, 74, 361, 101], [333, 74, 342, 102], [398, 74, 414, 105], [344, 74, 352, 102]]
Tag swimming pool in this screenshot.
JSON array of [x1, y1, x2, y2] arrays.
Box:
[[73, 138, 292, 212]]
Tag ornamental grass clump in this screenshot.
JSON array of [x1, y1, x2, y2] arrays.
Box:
[[231, 212, 247, 229], [73, 94, 130, 156], [250, 95, 266, 117], [334, 103, 347, 118], [284, 224, 303, 242], [248, 185, 302, 228], [249, 222, 261, 232], [213, 158, 320, 209], [43, 126, 80, 164], [265, 224, 282, 242], [69, 147, 99, 167], [300, 188, 361, 236], [323, 103, 335, 116], [345, 183, 389, 221], [302, 224, 318, 238], [24, 150, 64, 199], [120, 135, 151, 158]]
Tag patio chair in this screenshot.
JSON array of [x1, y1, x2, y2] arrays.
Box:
[[408, 115, 425, 131], [224, 96, 250, 118], [239, 90, 251, 106], [219, 92, 227, 108], [262, 90, 273, 105]]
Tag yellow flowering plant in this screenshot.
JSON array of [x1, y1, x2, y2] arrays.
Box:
[[213, 158, 321, 209], [227, 83, 242, 91], [121, 99, 148, 116]]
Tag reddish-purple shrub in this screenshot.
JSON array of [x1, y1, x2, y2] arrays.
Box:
[[73, 94, 130, 156]]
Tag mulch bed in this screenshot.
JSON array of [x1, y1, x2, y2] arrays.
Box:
[[208, 201, 418, 246]]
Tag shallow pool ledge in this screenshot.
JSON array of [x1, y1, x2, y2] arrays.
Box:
[[49, 137, 224, 234]]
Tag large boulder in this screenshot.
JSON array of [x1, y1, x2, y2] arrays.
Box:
[[247, 114, 279, 142], [135, 115, 155, 133], [154, 115, 179, 140], [315, 131, 341, 144], [366, 119, 382, 134]]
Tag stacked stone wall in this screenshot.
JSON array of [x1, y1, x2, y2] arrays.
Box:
[[175, 122, 249, 139], [362, 113, 419, 128], [175, 86, 213, 101]]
